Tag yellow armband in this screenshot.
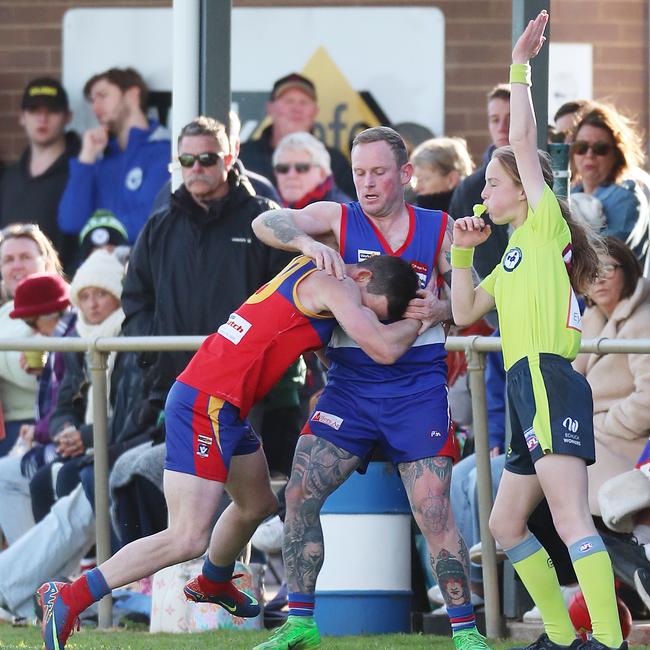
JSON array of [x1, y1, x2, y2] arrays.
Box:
[[509, 63, 531, 86], [451, 246, 474, 269]]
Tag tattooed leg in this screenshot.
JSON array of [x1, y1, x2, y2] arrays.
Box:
[[283, 435, 362, 594], [400, 456, 472, 609]]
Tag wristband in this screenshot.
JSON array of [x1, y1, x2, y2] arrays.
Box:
[[451, 245, 475, 269], [510, 63, 532, 86]]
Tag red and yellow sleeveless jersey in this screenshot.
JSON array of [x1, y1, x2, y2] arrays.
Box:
[[178, 256, 335, 417]]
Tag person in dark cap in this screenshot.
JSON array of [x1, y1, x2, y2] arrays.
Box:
[[0, 78, 81, 274], [78, 209, 129, 261], [239, 72, 355, 198]]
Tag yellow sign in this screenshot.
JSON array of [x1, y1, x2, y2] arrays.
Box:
[[253, 47, 383, 160]]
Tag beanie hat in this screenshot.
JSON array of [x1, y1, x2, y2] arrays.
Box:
[[69, 249, 124, 307], [9, 273, 70, 319], [79, 210, 130, 259]]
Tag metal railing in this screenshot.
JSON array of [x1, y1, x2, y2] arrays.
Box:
[[1, 334, 649, 636]]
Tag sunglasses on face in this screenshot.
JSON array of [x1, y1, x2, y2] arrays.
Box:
[[177, 152, 224, 168], [597, 263, 622, 280], [274, 162, 314, 175], [571, 141, 613, 157]]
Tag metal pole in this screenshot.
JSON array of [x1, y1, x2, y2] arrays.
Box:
[[548, 142, 571, 200], [466, 346, 504, 639], [199, 0, 231, 126], [89, 347, 112, 629], [172, 0, 200, 191], [512, 0, 550, 149]]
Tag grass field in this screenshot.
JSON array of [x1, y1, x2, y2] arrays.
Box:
[[0, 625, 526, 649]]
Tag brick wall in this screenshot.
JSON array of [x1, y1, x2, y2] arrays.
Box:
[[0, 0, 647, 166]]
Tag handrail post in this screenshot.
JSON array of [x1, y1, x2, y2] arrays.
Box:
[[466, 346, 504, 639], [89, 344, 112, 629]]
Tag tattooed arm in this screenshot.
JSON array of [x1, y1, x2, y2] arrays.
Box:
[[252, 201, 346, 278]]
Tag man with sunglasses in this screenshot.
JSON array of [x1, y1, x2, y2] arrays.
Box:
[[120, 116, 294, 435], [58, 67, 170, 244]]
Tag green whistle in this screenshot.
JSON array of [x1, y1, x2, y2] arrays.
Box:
[[472, 204, 487, 217]]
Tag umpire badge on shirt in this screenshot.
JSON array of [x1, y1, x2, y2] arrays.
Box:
[[503, 247, 523, 272], [125, 166, 143, 191], [197, 434, 212, 458]]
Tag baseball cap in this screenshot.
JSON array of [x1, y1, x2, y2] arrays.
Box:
[[79, 210, 129, 259], [271, 73, 317, 102], [21, 77, 69, 112]]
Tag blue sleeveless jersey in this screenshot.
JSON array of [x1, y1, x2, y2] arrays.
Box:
[[326, 201, 449, 397]]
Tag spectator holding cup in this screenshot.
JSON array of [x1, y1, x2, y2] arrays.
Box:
[[0, 223, 62, 456]]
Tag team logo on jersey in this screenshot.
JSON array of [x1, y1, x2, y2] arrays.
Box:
[[125, 166, 143, 191], [357, 249, 381, 261], [197, 443, 210, 458], [503, 247, 523, 272], [311, 410, 343, 430], [567, 288, 582, 331], [217, 313, 252, 345], [524, 427, 539, 451], [411, 261, 429, 288]]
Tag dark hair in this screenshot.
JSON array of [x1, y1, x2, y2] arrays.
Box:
[[357, 255, 419, 320], [177, 116, 230, 154], [602, 236, 642, 301], [352, 126, 408, 168], [84, 67, 149, 113], [487, 83, 511, 103], [572, 101, 645, 185], [553, 99, 588, 123], [491, 146, 602, 295]]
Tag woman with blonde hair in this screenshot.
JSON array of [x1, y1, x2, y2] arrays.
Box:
[[0, 223, 62, 455], [411, 136, 475, 211], [451, 12, 623, 650]]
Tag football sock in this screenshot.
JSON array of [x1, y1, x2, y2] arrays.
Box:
[[288, 592, 315, 617], [448, 603, 476, 634], [199, 558, 235, 593], [67, 568, 111, 613], [506, 534, 576, 645], [569, 536, 622, 648]]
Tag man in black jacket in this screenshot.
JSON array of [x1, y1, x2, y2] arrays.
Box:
[[122, 116, 293, 406], [239, 72, 355, 199], [0, 78, 80, 273]]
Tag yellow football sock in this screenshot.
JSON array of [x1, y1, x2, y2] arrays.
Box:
[[570, 536, 622, 648], [507, 534, 576, 645]]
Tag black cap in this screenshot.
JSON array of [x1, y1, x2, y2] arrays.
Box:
[[271, 73, 317, 101], [21, 77, 69, 112]]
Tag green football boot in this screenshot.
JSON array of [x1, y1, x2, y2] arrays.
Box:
[[253, 615, 321, 649], [453, 627, 493, 650]]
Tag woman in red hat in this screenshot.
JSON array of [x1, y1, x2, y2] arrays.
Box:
[[0, 223, 62, 457], [0, 273, 76, 547]]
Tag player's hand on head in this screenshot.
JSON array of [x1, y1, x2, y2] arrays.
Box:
[[403, 288, 449, 328], [512, 10, 548, 64], [453, 217, 492, 248], [302, 240, 346, 279]]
